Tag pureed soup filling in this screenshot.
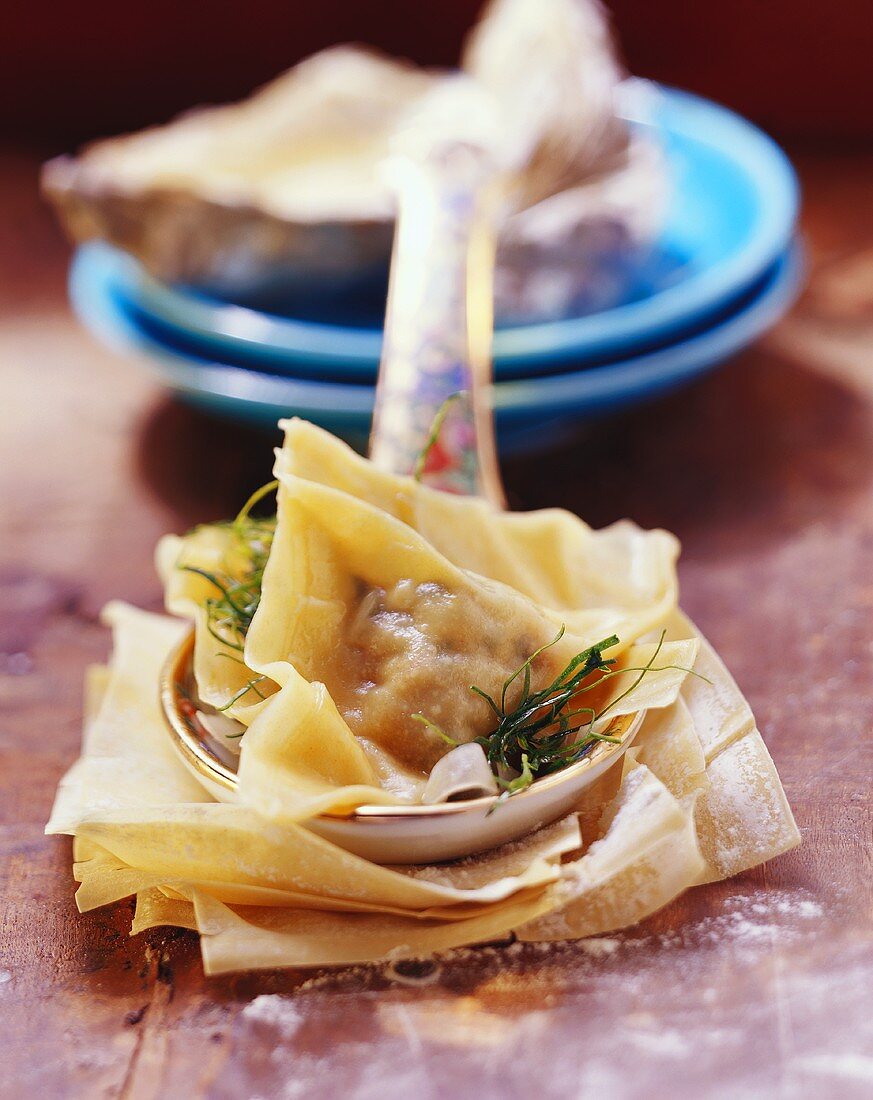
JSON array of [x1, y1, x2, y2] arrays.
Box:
[[329, 577, 572, 774]]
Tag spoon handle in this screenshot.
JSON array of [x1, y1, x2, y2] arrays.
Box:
[[368, 142, 506, 508]]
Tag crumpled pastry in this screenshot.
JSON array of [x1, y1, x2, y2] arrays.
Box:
[[46, 597, 797, 974]]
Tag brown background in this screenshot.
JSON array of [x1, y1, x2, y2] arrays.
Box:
[[3, 1, 873, 147]]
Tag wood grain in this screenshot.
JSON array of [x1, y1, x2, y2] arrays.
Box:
[[1, 149, 870, 1098]]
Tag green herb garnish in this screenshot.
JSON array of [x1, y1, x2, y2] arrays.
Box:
[[212, 654, 269, 715], [416, 627, 696, 810], [412, 392, 468, 481], [179, 479, 278, 653]]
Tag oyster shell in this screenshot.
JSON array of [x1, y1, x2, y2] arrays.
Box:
[[43, 1, 665, 320], [44, 48, 431, 294]]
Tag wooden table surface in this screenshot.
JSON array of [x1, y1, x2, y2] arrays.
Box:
[[1, 148, 871, 1099]]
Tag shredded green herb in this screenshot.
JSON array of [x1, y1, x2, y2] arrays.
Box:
[[412, 392, 468, 481], [415, 627, 697, 810], [178, 479, 278, 653], [212, 654, 270, 715], [411, 713, 458, 746]]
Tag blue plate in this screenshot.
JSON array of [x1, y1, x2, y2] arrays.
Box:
[[70, 238, 802, 448], [93, 85, 798, 381]]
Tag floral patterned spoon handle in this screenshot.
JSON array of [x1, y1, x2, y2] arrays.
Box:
[[368, 91, 507, 509]]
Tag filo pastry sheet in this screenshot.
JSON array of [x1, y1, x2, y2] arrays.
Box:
[[48, 421, 798, 973], [47, 599, 799, 974]]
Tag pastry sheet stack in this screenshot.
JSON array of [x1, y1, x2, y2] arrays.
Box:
[[47, 422, 799, 974]]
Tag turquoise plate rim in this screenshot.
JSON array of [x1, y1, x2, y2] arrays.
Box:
[[96, 84, 798, 374], [70, 240, 803, 427]]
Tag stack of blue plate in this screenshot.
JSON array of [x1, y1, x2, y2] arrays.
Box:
[[69, 87, 801, 452]]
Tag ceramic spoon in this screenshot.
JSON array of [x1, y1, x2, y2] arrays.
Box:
[[160, 82, 643, 862]]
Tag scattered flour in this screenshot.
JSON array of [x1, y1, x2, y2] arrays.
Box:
[[742, 895, 823, 920], [796, 1053, 873, 1083], [226, 889, 865, 1100], [578, 937, 622, 957], [242, 995, 303, 1039], [516, 888, 828, 966], [627, 1027, 693, 1058], [284, 887, 830, 1004]]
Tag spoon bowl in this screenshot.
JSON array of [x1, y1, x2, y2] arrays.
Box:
[[160, 629, 643, 864]]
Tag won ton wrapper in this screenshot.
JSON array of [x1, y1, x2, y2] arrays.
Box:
[[47, 422, 799, 974]]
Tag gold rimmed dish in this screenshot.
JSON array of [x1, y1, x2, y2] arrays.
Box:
[[160, 629, 644, 864]]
